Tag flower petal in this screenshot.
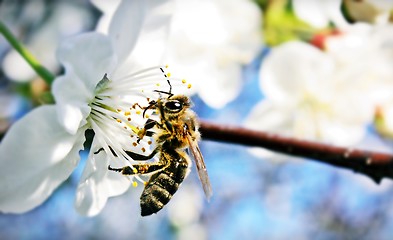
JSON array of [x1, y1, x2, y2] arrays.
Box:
[[55, 32, 117, 95], [108, 0, 145, 67], [75, 138, 131, 216], [292, 0, 347, 28], [0, 105, 85, 213], [52, 70, 92, 135], [260, 41, 334, 104], [53, 32, 117, 134], [113, 0, 174, 77], [91, 0, 121, 34]]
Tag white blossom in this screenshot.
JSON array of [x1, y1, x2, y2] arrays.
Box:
[[292, 0, 349, 29], [0, 0, 189, 216], [245, 41, 375, 159], [92, 0, 263, 108]]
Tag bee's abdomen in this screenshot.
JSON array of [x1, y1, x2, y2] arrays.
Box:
[[140, 157, 188, 216]]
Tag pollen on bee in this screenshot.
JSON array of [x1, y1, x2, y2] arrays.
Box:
[[182, 79, 186, 84], [187, 83, 192, 89], [124, 111, 131, 116], [132, 181, 138, 187], [133, 142, 138, 147]]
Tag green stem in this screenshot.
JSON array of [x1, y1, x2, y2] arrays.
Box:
[[0, 21, 55, 85]]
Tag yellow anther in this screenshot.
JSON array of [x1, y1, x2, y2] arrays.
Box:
[[145, 114, 150, 118], [136, 110, 141, 115], [116, 119, 122, 123], [124, 111, 131, 116], [132, 181, 138, 187], [182, 79, 186, 84], [167, 73, 171, 77], [187, 83, 192, 89], [133, 168, 138, 174], [156, 83, 160, 87], [143, 181, 148, 186]]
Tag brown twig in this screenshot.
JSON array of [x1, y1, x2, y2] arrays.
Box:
[[199, 120, 393, 183]]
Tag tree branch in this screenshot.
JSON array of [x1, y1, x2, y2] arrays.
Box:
[[199, 120, 393, 183]]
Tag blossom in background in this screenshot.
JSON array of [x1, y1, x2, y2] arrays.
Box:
[[92, 0, 263, 108], [324, 23, 393, 137], [165, 0, 262, 108], [245, 21, 393, 159], [1, 1, 94, 82], [292, 0, 348, 29], [244, 41, 374, 158], [0, 0, 187, 216], [293, 0, 393, 29]]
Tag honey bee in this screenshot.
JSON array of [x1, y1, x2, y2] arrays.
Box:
[[106, 70, 212, 216]]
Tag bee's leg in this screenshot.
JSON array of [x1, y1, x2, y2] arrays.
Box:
[[108, 161, 169, 176], [137, 118, 159, 143], [124, 147, 159, 161], [108, 147, 168, 176]]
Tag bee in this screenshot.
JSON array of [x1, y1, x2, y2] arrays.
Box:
[[106, 69, 212, 216]]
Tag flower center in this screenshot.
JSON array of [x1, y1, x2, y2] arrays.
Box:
[[85, 66, 191, 183]]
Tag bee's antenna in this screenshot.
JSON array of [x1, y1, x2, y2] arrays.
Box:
[[159, 67, 173, 98]]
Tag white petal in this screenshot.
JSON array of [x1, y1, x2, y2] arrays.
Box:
[[196, 63, 242, 109], [108, 0, 145, 67], [293, 0, 347, 28], [55, 32, 117, 94], [53, 32, 117, 134], [52, 70, 92, 135], [113, 0, 174, 77], [75, 138, 131, 216], [0, 105, 85, 213], [92, 0, 121, 34], [260, 41, 334, 104], [244, 100, 294, 135]]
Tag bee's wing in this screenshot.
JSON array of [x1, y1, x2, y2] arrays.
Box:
[[186, 133, 213, 200]]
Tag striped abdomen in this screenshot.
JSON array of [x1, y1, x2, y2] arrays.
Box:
[[140, 151, 188, 216]]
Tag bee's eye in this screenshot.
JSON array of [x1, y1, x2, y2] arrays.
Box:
[[165, 101, 182, 112]]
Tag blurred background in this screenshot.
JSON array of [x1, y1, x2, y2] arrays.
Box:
[[1, 0, 393, 239]]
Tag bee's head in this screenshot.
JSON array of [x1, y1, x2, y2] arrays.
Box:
[[160, 95, 191, 118]]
